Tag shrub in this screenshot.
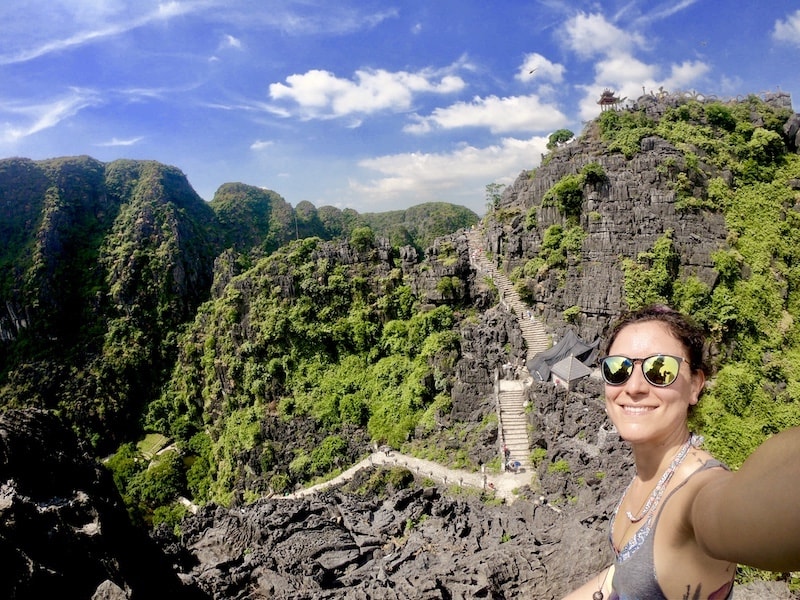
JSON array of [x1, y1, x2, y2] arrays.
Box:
[[622, 230, 677, 309], [350, 226, 375, 251], [547, 458, 571, 474], [544, 175, 583, 221], [580, 162, 606, 186], [563, 305, 581, 323], [706, 103, 737, 131], [547, 128, 574, 150], [530, 447, 548, 467]]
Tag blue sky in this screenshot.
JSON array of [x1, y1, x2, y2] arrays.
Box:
[[1, 1, 798, 216]]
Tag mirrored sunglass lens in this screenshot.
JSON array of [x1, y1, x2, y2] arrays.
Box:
[[603, 356, 633, 384], [642, 355, 680, 386]]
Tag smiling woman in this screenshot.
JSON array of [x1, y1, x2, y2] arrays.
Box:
[[562, 305, 800, 600]]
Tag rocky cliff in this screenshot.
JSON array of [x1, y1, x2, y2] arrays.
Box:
[[0, 409, 207, 600], [481, 91, 797, 341]]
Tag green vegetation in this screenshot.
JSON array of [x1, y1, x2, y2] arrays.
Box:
[[597, 109, 656, 157], [105, 442, 186, 526], [547, 458, 571, 474], [563, 305, 581, 324], [360, 202, 479, 251], [543, 174, 583, 221], [512, 223, 586, 303], [542, 162, 606, 222], [547, 128, 575, 150], [145, 235, 466, 505], [622, 230, 678, 309], [529, 447, 548, 467], [485, 182, 506, 214], [608, 97, 800, 471]]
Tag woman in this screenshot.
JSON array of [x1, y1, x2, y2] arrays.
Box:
[[563, 305, 800, 600]]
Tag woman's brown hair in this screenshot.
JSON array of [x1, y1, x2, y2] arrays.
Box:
[[603, 304, 708, 376]]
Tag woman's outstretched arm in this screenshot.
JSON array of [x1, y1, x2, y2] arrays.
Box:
[[691, 426, 800, 571]]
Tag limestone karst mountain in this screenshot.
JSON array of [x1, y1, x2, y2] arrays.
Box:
[[1, 90, 799, 598]]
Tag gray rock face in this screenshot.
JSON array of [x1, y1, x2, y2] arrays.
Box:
[[157, 374, 633, 600], [168, 485, 581, 599], [482, 120, 732, 341], [0, 409, 207, 600]]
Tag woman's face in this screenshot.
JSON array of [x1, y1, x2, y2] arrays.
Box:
[[604, 321, 705, 446]]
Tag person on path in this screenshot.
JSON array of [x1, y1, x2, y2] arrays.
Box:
[[563, 305, 800, 600]]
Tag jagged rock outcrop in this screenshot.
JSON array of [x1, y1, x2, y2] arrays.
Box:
[[480, 92, 798, 340], [0, 409, 207, 600], [159, 374, 630, 600], [482, 130, 729, 340]]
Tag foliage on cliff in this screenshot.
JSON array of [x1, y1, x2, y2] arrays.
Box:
[[519, 94, 800, 469], [0, 157, 476, 454], [0, 157, 221, 448], [143, 234, 465, 506], [360, 202, 480, 251]]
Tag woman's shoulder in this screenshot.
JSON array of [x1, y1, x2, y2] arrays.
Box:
[[674, 449, 730, 500], [665, 450, 731, 529]]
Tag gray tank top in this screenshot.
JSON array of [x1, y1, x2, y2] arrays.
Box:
[[609, 460, 734, 600]]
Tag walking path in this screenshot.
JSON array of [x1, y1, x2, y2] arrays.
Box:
[[285, 449, 544, 506], [281, 228, 558, 507], [466, 227, 551, 472]]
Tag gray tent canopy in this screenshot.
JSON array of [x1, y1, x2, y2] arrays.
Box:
[[527, 329, 600, 382]]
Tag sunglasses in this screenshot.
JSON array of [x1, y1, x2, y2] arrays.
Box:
[[600, 354, 685, 387]]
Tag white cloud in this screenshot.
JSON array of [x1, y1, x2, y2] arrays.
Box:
[[404, 94, 568, 135], [773, 9, 800, 46], [516, 53, 565, 83], [221, 33, 242, 50], [575, 55, 710, 121], [662, 60, 711, 89], [632, 0, 701, 26], [561, 5, 710, 123], [0, 1, 202, 65], [269, 68, 465, 119], [351, 135, 549, 206], [250, 139, 273, 150], [96, 136, 144, 147], [563, 12, 645, 59], [257, 6, 399, 36], [593, 54, 655, 88], [0, 88, 100, 143]]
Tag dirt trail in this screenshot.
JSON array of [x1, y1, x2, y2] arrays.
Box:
[[285, 450, 541, 504]]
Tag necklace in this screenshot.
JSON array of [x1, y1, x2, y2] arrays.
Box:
[[593, 565, 612, 600], [624, 434, 695, 523]]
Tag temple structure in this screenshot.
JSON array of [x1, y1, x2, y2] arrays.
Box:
[[597, 89, 622, 111]]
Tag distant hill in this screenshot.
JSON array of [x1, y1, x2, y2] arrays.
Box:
[[360, 202, 480, 251], [0, 155, 477, 449]]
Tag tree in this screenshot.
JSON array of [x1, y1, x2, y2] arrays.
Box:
[[350, 226, 375, 251], [485, 182, 506, 213], [547, 129, 574, 150]]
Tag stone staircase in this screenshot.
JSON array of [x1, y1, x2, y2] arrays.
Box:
[[466, 227, 551, 472], [497, 380, 530, 471]]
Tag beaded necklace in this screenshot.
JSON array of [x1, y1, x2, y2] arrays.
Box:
[[624, 434, 695, 523], [595, 435, 699, 600]]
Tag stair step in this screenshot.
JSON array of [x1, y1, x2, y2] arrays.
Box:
[[468, 229, 554, 468]]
